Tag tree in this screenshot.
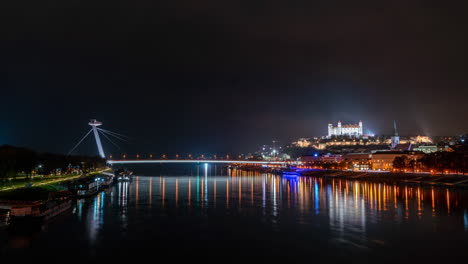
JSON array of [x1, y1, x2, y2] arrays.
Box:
[[393, 156, 408, 171]]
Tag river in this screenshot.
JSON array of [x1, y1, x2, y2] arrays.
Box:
[[1, 165, 468, 262]]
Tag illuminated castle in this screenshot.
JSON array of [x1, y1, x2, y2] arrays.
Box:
[[328, 121, 363, 137]]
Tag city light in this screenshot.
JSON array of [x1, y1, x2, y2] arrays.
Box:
[[4, 3, 468, 260]]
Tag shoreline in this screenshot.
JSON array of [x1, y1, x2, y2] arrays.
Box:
[[0, 168, 113, 227], [0, 168, 111, 193], [237, 165, 468, 190]]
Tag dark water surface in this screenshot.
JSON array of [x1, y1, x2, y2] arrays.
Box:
[[2, 166, 468, 262]]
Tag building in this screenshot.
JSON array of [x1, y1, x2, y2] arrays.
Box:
[[328, 121, 363, 137], [300, 154, 320, 164], [413, 145, 451, 154], [321, 154, 343, 163], [371, 151, 424, 171], [292, 138, 312, 148], [300, 154, 343, 164], [342, 153, 372, 171], [412, 135, 432, 144]]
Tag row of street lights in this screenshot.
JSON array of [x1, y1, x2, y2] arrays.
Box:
[[108, 154, 247, 160]]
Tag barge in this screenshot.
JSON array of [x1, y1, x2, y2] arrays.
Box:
[[68, 175, 113, 197], [0, 190, 73, 226]]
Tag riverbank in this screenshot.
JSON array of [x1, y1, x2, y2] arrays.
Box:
[[237, 165, 468, 189], [0, 168, 111, 193], [0, 168, 113, 227]]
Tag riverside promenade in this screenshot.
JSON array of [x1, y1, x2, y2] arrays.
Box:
[[238, 165, 468, 189], [0, 168, 110, 193]]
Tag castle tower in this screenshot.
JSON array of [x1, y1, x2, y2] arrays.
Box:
[[328, 123, 333, 137], [358, 120, 363, 136], [337, 120, 342, 135]]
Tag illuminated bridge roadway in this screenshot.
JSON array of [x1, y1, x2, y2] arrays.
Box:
[[107, 159, 300, 166], [71, 120, 300, 167]]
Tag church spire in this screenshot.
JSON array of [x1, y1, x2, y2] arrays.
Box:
[[393, 120, 398, 137]]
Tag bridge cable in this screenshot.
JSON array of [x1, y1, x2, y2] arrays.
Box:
[[67, 128, 93, 156], [97, 128, 129, 142], [98, 130, 128, 143], [96, 128, 131, 140], [98, 129, 122, 150]]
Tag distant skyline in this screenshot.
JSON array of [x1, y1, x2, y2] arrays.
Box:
[[2, 1, 468, 155], [1, 117, 464, 157]]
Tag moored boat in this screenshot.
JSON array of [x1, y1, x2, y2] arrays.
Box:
[[0, 190, 73, 226], [0, 208, 10, 228], [115, 169, 133, 182], [68, 177, 103, 197]]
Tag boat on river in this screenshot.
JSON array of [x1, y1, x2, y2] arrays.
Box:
[[0, 190, 73, 226], [115, 169, 133, 182], [117, 174, 133, 182], [0, 208, 10, 228], [68, 177, 102, 197]]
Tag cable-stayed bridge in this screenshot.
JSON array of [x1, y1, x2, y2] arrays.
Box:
[[69, 120, 299, 166], [107, 159, 295, 165]]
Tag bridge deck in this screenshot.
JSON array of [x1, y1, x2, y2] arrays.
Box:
[[107, 159, 298, 165]]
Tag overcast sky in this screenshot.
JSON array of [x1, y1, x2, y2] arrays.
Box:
[[1, 0, 467, 156]]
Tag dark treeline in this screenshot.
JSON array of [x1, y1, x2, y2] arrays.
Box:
[[394, 146, 468, 174], [418, 151, 468, 173], [296, 143, 468, 174], [0, 145, 106, 179]]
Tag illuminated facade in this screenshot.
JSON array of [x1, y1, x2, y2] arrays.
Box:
[[371, 151, 424, 171], [412, 135, 432, 144], [342, 153, 372, 171], [292, 138, 312, 148], [413, 145, 449, 154], [328, 121, 363, 137]]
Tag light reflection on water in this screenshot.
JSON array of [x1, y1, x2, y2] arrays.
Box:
[[2, 167, 468, 260], [81, 168, 468, 243], [105, 171, 468, 217]]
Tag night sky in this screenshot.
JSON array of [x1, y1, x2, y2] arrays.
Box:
[[1, 1, 468, 156]]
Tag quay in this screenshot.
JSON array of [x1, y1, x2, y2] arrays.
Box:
[[237, 165, 468, 189], [0, 169, 115, 227]]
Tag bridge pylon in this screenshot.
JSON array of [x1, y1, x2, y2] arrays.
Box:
[[89, 119, 105, 158], [68, 119, 128, 159]]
